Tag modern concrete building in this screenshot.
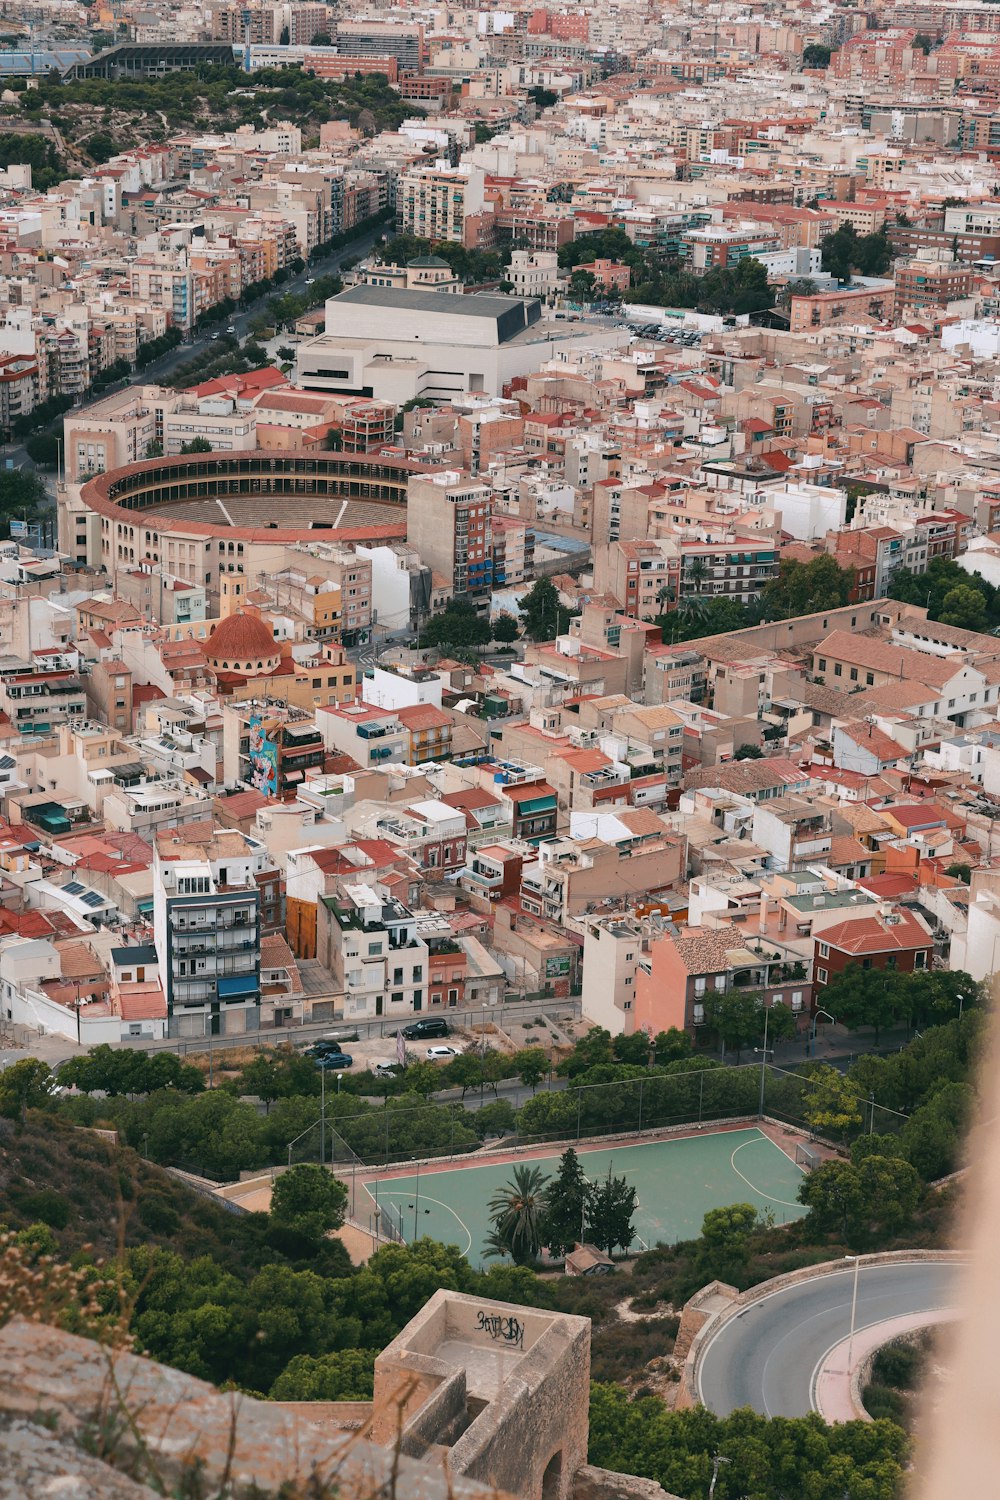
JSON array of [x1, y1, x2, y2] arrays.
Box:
[[297, 286, 627, 403]]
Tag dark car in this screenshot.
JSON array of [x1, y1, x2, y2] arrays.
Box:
[[315, 1051, 353, 1069], [401, 1017, 450, 1040]]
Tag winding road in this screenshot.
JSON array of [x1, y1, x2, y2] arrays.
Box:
[[697, 1260, 958, 1418]]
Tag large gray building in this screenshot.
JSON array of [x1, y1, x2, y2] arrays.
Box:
[[296, 285, 628, 403]]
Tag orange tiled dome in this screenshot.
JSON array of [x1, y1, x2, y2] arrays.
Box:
[[206, 611, 281, 673]]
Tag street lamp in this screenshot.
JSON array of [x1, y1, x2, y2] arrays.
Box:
[[845, 1254, 861, 1369], [756, 1003, 775, 1119], [809, 1007, 837, 1058], [708, 1455, 731, 1500]]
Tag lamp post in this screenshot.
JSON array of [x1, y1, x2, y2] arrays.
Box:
[[320, 1063, 326, 1166], [809, 1007, 837, 1058], [756, 1003, 774, 1119], [846, 1254, 861, 1370], [708, 1455, 731, 1500]]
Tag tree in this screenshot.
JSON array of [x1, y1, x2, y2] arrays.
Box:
[[473, 1099, 517, 1140], [542, 1147, 589, 1258], [486, 1164, 549, 1263], [519, 576, 562, 641], [569, 268, 597, 302], [651, 1028, 692, 1064], [277, 345, 295, 363], [419, 599, 492, 652], [913, 32, 934, 54], [799, 1154, 920, 1245], [824, 966, 904, 1043], [144, 439, 163, 458], [443, 1052, 483, 1100], [946, 863, 971, 884], [939, 583, 989, 632], [760, 555, 855, 620], [492, 612, 520, 644], [0, 1059, 53, 1125], [821, 224, 892, 283], [25, 432, 60, 466], [804, 1065, 864, 1142], [180, 437, 213, 454], [703, 992, 767, 1063], [513, 1047, 548, 1092], [270, 1164, 348, 1239], [86, 129, 117, 163], [696, 1201, 763, 1283], [310, 31, 332, 45], [586, 1164, 637, 1257], [0, 470, 47, 536], [802, 42, 833, 68], [270, 1348, 375, 1400], [557, 1027, 614, 1078], [734, 743, 763, 760]]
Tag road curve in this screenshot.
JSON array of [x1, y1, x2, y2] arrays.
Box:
[[697, 1260, 958, 1418]]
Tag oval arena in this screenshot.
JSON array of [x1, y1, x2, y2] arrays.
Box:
[[66, 451, 419, 599]]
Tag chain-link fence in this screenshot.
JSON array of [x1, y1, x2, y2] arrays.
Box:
[[280, 1061, 911, 1176]]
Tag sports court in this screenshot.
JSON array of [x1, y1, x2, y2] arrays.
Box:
[[361, 1126, 806, 1268]]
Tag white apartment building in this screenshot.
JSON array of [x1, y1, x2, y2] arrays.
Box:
[[320, 883, 428, 1021]]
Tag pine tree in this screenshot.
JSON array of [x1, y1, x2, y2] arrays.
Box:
[[586, 1164, 637, 1258], [542, 1148, 590, 1258]]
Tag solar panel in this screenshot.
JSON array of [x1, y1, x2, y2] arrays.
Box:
[[63, 881, 84, 895], [82, 892, 105, 908]]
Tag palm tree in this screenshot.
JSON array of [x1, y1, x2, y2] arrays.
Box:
[[486, 1165, 549, 1263], [686, 557, 710, 594]]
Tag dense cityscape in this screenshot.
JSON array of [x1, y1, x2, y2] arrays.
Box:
[[0, 1, 994, 1496]]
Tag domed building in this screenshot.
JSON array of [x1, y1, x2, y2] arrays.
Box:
[[205, 609, 282, 678]]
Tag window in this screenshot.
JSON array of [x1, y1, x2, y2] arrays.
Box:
[[368, 942, 382, 957], [834, 663, 842, 677], [818, 941, 829, 959], [915, 951, 927, 969], [817, 967, 828, 984], [413, 965, 423, 981], [448, 988, 458, 1004], [392, 992, 403, 1005], [791, 990, 803, 1011], [866, 673, 874, 686], [692, 1003, 705, 1025], [886, 955, 897, 970], [714, 974, 726, 990], [862, 957, 873, 970]]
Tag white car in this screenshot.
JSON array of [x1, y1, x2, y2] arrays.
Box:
[[426, 1045, 459, 1059], [226, 325, 237, 335], [305, 277, 316, 285]]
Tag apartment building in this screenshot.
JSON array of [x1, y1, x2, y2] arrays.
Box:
[[397, 163, 486, 246], [319, 887, 418, 1021], [407, 471, 493, 601], [0, 658, 87, 738], [153, 826, 267, 1038]]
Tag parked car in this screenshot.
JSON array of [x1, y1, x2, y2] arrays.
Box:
[[315, 1051, 353, 1070], [307, 1039, 354, 1058], [305, 277, 316, 285], [401, 1017, 450, 1040], [426, 1045, 459, 1059], [226, 325, 237, 335]]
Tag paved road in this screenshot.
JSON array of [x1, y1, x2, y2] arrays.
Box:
[[43, 995, 581, 1067], [697, 1260, 958, 1418], [138, 224, 385, 383]]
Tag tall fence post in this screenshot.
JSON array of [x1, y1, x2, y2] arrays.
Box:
[[638, 1077, 644, 1135], [698, 1070, 704, 1125]]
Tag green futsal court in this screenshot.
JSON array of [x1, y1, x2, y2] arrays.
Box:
[[362, 1126, 805, 1268]]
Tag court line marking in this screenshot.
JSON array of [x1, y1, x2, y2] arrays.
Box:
[[374, 1127, 790, 1258], [375, 1189, 473, 1257], [731, 1139, 802, 1210]]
